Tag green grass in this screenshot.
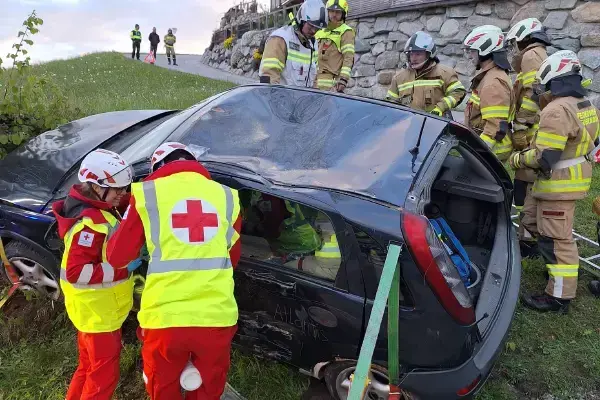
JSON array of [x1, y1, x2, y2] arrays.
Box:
[[1, 52, 600, 399]]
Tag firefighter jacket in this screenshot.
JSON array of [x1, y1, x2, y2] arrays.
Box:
[[131, 29, 141, 42], [386, 61, 466, 114], [52, 185, 133, 333], [164, 34, 176, 47], [465, 61, 514, 161], [106, 161, 242, 329], [259, 25, 317, 87], [314, 23, 355, 90], [516, 95, 600, 201]]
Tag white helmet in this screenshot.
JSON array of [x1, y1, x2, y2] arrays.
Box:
[[150, 141, 196, 172], [506, 18, 543, 43], [536, 50, 581, 85], [463, 25, 505, 56], [296, 0, 328, 29], [78, 149, 132, 188]]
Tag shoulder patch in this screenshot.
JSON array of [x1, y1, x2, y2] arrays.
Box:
[[78, 231, 95, 247], [577, 100, 591, 110], [289, 42, 300, 51]]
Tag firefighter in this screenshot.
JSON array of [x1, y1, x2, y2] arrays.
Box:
[[259, 0, 327, 87], [386, 31, 466, 117], [164, 29, 177, 66], [131, 24, 142, 60], [51, 149, 138, 400], [314, 0, 355, 92], [506, 18, 551, 257], [106, 142, 242, 399], [463, 25, 514, 162], [509, 50, 600, 312]]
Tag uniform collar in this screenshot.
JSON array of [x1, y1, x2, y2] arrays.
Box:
[[471, 60, 496, 86], [513, 42, 545, 73]]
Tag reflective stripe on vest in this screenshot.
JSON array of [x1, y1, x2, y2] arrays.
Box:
[[132, 172, 239, 329], [260, 25, 316, 87], [397, 79, 444, 92], [315, 234, 341, 259], [60, 210, 133, 333], [315, 24, 353, 52], [131, 30, 141, 40]]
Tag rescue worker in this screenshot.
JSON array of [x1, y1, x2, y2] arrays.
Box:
[[51, 149, 138, 400], [463, 25, 514, 162], [509, 50, 600, 312], [386, 31, 466, 117], [164, 29, 177, 66], [506, 18, 551, 257], [149, 27, 160, 59], [106, 142, 242, 400], [314, 0, 355, 92], [259, 0, 327, 87], [131, 24, 142, 60]]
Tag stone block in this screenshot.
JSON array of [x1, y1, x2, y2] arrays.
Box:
[[355, 38, 371, 53], [437, 54, 457, 68], [511, 1, 548, 26], [388, 31, 409, 42], [372, 42, 386, 56], [353, 64, 376, 78], [467, 15, 510, 30], [545, 0, 577, 10], [399, 21, 425, 36], [581, 32, 600, 47], [442, 44, 465, 56], [578, 48, 600, 70], [375, 15, 398, 34], [547, 46, 559, 55], [449, 29, 470, 44], [447, 5, 474, 18], [563, 21, 599, 39], [397, 11, 422, 22], [378, 70, 396, 85], [572, 2, 600, 23], [358, 76, 378, 88], [372, 84, 389, 100], [375, 51, 400, 70], [552, 38, 581, 52], [543, 11, 569, 29], [495, 2, 517, 19], [426, 16, 445, 32], [439, 19, 460, 37], [425, 7, 446, 15], [387, 42, 395, 51], [360, 52, 376, 65], [358, 22, 375, 39], [476, 3, 492, 15], [434, 36, 450, 46]]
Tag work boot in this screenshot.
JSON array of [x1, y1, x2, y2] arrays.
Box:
[[173, 58, 178, 66], [589, 280, 600, 298], [521, 292, 570, 313], [167, 57, 171, 65], [519, 240, 540, 259]]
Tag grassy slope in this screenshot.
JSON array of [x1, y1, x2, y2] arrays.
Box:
[[1, 51, 600, 400]]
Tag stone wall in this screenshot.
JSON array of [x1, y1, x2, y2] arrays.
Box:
[[201, 0, 600, 108]]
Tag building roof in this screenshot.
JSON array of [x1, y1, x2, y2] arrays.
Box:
[[347, 0, 476, 18]]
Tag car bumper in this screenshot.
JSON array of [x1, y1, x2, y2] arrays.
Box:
[[400, 232, 521, 399]]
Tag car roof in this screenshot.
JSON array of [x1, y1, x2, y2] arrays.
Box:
[[176, 84, 451, 207]]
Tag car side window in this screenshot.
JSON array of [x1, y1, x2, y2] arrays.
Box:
[[239, 189, 341, 282]]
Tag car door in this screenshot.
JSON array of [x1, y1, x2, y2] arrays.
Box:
[[220, 183, 366, 371]]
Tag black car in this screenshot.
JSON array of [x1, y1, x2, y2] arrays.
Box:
[[0, 84, 520, 400]]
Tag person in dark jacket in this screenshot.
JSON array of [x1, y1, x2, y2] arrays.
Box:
[[149, 27, 160, 59]]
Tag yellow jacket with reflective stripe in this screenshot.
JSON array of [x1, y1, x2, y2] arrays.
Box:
[[60, 210, 134, 333], [132, 172, 241, 329], [512, 43, 547, 135], [131, 29, 141, 41], [465, 62, 514, 161], [385, 61, 466, 113], [520, 96, 600, 200], [314, 23, 355, 89]]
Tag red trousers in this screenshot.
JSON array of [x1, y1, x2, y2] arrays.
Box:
[[66, 330, 122, 400], [140, 325, 237, 400]]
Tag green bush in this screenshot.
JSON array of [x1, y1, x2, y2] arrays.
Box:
[[0, 11, 71, 159]]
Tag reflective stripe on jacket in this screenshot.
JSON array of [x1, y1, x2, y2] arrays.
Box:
[[164, 34, 176, 47], [386, 62, 466, 113], [60, 210, 133, 333], [465, 62, 514, 161], [520, 96, 600, 200], [131, 30, 141, 41], [132, 171, 240, 329], [259, 25, 317, 87], [315, 24, 355, 89]]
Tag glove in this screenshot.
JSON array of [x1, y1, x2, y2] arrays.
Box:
[[512, 129, 529, 151], [430, 107, 443, 116], [509, 152, 523, 170], [127, 258, 143, 272]]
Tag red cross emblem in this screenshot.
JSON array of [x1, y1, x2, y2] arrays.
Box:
[[83, 233, 91, 241], [170, 199, 220, 243]]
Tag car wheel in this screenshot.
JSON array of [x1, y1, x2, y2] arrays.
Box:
[[2, 240, 61, 301], [323, 360, 390, 400]]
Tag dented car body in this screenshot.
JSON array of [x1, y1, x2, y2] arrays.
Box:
[[0, 84, 520, 399]]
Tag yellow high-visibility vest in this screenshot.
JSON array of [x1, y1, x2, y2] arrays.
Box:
[[132, 171, 241, 329], [60, 210, 133, 333]]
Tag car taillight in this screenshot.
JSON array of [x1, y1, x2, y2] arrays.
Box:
[[457, 375, 481, 396], [401, 211, 475, 325]]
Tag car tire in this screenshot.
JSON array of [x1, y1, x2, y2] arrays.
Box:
[[2, 240, 61, 301], [323, 360, 391, 400]]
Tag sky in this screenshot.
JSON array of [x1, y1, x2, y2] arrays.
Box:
[[1, 0, 270, 64]]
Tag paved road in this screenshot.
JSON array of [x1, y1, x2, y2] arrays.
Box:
[[124, 53, 256, 85]]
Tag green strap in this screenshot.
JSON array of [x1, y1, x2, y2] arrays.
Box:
[[348, 243, 402, 400], [388, 261, 400, 386]]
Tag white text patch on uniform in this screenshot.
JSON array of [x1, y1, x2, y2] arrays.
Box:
[[78, 231, 95, 247]]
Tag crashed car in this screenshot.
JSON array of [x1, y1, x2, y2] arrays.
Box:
[[0, 84, 520, 399]]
